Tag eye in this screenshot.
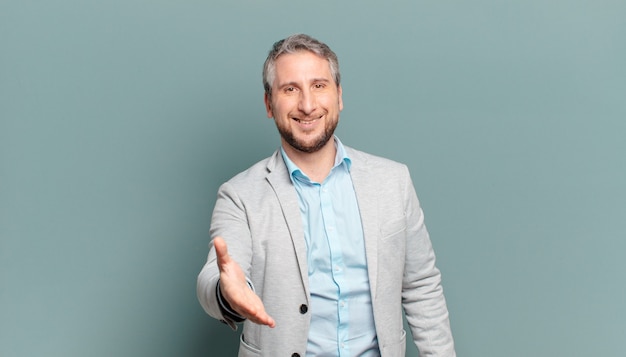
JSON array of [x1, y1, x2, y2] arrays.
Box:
[[313, 83, 325, 89], [284, 86, 297, 93]]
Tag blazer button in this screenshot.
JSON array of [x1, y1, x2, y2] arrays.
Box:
[[299, 304, 308, 314], [291, 354, 300, 357]]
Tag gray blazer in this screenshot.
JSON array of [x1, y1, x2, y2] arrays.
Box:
[[197, 147, 455, 357]]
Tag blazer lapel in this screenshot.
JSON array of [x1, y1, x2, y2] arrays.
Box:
[[265, 150, 310, 301], [348, 149, 380, 300]]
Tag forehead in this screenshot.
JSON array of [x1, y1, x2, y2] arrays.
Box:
[[273, 51, 332, 81]]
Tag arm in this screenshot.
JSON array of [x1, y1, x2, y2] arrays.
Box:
[[197, 183, 274, 329], [401, 168, 456, 356]]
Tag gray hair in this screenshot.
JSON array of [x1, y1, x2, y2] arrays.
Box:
[[262, 34, 340, 96]]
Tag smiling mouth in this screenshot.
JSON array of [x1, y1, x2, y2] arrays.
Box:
[[293, 115, 323, 123]]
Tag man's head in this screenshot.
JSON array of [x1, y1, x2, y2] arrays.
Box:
[[262, 34, 343, 155], [263, 34, 341, 99]]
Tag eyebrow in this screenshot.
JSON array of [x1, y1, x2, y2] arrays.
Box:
[[277, 78, 332, 89]]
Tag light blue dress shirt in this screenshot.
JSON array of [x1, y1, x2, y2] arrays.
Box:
[[281, 138, 379, 357]]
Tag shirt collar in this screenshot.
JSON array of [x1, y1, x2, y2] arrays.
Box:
[[280, 136, 352, 180]]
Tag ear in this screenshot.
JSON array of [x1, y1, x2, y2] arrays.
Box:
[[264, 92, 273, 118], [338, 85, 344, 111]]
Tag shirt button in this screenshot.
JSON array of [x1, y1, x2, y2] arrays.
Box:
[[299, 304, 308, 314]]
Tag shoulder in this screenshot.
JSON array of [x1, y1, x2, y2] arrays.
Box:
[[219, 150, 283, 192], [345, 146, 409, 176]]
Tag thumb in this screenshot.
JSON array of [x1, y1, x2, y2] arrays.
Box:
[[213, 236, 232, 269]]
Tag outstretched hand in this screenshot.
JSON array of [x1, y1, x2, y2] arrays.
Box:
[[213, 236, 276, 328]]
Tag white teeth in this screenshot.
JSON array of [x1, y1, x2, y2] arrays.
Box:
[[292, 116, 322, 125]]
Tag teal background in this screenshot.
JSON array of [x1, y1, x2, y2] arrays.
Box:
[[1, 1, 625, 356]]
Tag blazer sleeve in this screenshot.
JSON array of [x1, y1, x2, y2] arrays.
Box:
[[197, 181, 254, 330], [401, 167, 456, 356]]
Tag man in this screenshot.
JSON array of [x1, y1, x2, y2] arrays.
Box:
[[197, 34, 455, 357]]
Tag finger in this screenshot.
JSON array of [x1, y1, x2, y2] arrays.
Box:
[[229, 287, 276, 328], [251, 314, 276, 328], [245, 304, 276, 328], [258, 313, 276, 328]]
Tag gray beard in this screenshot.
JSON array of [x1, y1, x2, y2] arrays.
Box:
[[277, 123, 336, 154]]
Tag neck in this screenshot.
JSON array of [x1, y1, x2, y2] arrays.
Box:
[[282, 139, 336, 183]]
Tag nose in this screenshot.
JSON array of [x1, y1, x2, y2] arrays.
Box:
[[297, 89, 316, 115]]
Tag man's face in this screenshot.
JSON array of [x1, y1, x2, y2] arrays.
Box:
[[264, 51, 343, 154]]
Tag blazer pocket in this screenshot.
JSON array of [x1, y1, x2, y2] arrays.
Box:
[[380, 215, 406, 239], [239, 334, 261, 356], [381, 329, 407, 357]]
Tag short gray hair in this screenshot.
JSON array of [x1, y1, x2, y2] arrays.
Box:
[[262, 34, 340, 96]]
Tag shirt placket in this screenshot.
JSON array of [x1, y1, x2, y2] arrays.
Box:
[[319, 180, 350, 357]]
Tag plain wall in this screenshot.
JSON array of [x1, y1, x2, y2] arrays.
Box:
[[1, 1, 625, 356]]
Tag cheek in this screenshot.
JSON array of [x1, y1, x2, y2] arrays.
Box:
[[271, 100, 294, 118], [320, 94, 342, 111]]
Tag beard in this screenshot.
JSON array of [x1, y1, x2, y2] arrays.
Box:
[[276, 116, 338, 153]]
